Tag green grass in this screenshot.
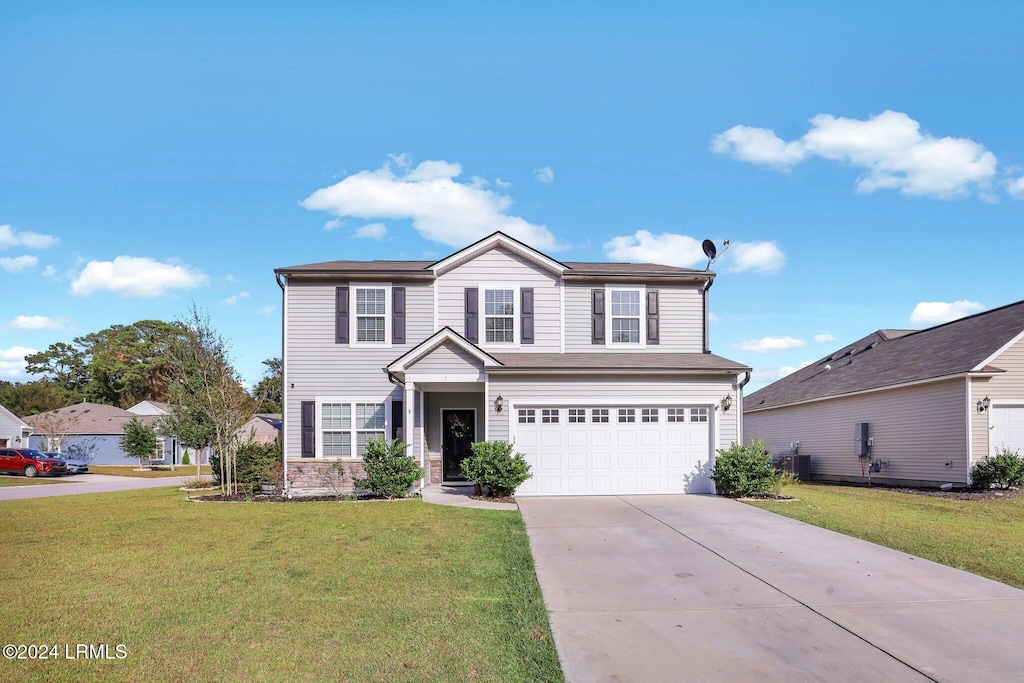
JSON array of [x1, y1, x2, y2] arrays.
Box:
[[88, 465, 212, 478], [0, 489, 562, 682], [747, 483, 1024, 589], [0, 474, 66, 486]]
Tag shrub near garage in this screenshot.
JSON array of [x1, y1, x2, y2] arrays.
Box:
[[462, 440, 532, 498], [711, 438, 779, 497], [972, 448, 1024, 490]]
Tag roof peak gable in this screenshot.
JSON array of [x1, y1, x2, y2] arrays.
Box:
[[429, 231, 567, 276]]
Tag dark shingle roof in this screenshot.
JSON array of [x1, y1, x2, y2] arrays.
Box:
[[745, 300, 1024, 412], [489, 353, 749, 372], [276, 259, 705, 278], [24, 402, 161, 435]]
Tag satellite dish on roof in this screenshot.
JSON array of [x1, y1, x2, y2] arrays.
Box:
[[702, 238, 730, 271]]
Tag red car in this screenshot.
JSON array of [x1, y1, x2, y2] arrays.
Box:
[[0, 448, 69, 478]]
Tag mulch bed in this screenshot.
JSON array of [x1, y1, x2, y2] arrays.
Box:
[[469, 494, 517, 504], [737, 493, 798, 502], [191, 492, 401, 503], [887, 486, 1020, 501]]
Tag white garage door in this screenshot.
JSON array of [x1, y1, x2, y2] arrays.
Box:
[[989, 404, 1024, 455], [513, 406, 714, 496]]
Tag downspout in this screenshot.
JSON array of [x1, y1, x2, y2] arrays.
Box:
[[702, 276, 714, 354], [276, 273, 287, 493], [386, 369, 405, 387], [739, 371, 751, 390]]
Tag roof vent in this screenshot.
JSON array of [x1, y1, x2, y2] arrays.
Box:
[[825, 364, 832, 370]]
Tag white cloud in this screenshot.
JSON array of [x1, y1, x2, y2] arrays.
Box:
[[221, 291, 251, 306], [733, 336, 806, 354], [533, 166, 554, 184], [354, 223, 387, 240], [10, 315, 63, 331], [323, 218, 344, 232], [495, 177, 512, 188], [0, 224, 60, 250], [41, 265, 56, 277], [0, 345, 38, 381], [302, 157, 560, 250], [728, 241, 785, 274], [603, 230, 785, 274], [813, 333, 837, 343], [714, 111, 999, 199], [1007, 175, 1024, 199], [909, 300, 984, 326], [0, 255, 39, 273], [256, 305, 276, 317], [70, 256, 208, 298], [755, 360, 814, 383]]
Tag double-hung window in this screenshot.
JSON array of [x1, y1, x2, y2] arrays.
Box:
[[320, 401, 387, 458], [608, 288, 643, 345], [356, 287, 387, 342], [484, 288, 515, 343]]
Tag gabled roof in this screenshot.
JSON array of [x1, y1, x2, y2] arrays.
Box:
[[0, 403, 32, 431], [746, 299, 1024, 412], [275, 230, 710, 280], [387, 327, 503, 373], [24, 402, 161, 435], [126, 400, 173, 416]]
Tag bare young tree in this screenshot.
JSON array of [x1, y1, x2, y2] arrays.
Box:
[[27, 409, 83, 453], [166, 305, 256, 495]]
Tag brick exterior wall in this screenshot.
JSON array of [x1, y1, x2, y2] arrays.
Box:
[[287, 460, 367, 493], [429, 457, 442, 484]]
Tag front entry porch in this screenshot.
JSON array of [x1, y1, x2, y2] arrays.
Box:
[[421, 387, 486, 485]]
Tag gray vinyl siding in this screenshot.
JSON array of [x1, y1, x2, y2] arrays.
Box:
[[0, 407, 28, 447], [406, 342, 484, 375], [970, 334, 1024, 461], [744, 378, 969, 485], [563, 283, 703, 353], [423, 392, 485, 460], [435, 247, 560, 352], [486, 374, 739, 450], [27, 434, 176, 465], [284, 280, 433, 459]]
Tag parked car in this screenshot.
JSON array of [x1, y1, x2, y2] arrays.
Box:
[[0, 448, 69, 477], [44, 452, 89, 474]]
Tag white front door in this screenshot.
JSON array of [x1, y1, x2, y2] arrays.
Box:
[[989, 404, 1024, 455], [513, 406, 714, 496]]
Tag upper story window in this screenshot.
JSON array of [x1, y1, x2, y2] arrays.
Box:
[[610, 289, 642, 344], [484, 289, 515, 343], [356, 288, 386, 342]]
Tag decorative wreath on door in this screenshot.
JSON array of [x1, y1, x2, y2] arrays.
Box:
[[447, 414, 470, 439]]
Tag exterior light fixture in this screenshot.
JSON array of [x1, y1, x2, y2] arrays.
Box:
[[721, 395, 733, 411], [977, 396, 991, 413], [495, 395, 504, 413]]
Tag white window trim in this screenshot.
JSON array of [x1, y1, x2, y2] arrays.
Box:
[[350, 282, 393, 348], [314, 397, 392, 459], [605, 285, 646, 349], [478, 282, 521, 348]]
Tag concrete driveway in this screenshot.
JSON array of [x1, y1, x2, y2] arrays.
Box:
[[0, 473, 203, 501], [519, 494, 1024, 682]]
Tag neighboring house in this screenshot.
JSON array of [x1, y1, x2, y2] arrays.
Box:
[[238, 413, 282, 444], [0, 403, 33, 449], [125, 400, 210, 465], [25, 402, 170, 465], [276, 231, 750, 496], [744, 299, 1024, 487]]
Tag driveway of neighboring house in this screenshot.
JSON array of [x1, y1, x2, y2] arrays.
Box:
[[519, 494, 1024, 683], [0, 474, 203, 501]]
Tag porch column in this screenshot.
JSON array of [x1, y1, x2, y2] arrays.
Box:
[[404, 381, 420, 488]]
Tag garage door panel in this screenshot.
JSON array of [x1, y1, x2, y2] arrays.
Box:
[[515, 405, 713, 496]]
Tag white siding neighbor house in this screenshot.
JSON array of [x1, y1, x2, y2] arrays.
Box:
[[744, 299, 1024, 487], [0, 403, 33, 449], [277, 231, 750, 496]]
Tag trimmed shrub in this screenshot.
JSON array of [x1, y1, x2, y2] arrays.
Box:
[[181, 451, 191, 466], [463, 440, 532, 498], [972, 448, 1024, 489], [711, 439, 778, 496], [211, 441, 282, 489], [355, 437, 422, 499]]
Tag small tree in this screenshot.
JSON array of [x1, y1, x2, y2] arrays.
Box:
[[354, 437, 422, 499], [120, 418, 160, 467]]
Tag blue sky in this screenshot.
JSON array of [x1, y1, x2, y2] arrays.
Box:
[[2, 1, 1024, 392]]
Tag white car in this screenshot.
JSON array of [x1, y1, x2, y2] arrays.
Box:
[[44, 452, 89, 474]]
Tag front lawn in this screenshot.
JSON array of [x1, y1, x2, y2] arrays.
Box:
[[0, 489, 562, 682], [0, 474, 66, 487], [747, 483, 1024, 589], [88, 465, 212, 478]]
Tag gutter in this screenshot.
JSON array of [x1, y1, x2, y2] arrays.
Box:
[[702, 276, 713, 354], [385, 369, 405, 387], [276, 273, 287, 492], [739, 371, 751, 390]]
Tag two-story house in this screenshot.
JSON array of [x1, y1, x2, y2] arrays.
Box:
[[275, 231, 750, 496]]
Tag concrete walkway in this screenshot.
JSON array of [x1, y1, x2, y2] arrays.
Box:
[[0, 473, 204, 501], [420, 483, 518, 511], [519, 494, 1024, 683]]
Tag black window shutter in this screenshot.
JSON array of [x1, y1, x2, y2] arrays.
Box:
[[521, 288, 534, 344], [391, 400, 403, 440], [392, 287, 406, 344], [591, 289, 605, 344], [647, 290, 660, 345], [336, 286, 349, 344], [301, 401, 315, 458], [465, 288, 478, 342]]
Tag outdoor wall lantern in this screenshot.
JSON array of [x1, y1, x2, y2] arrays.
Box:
[[977, 396, 991, 413], [721, 395, 733, 411], [495, 395, 504, 413]]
